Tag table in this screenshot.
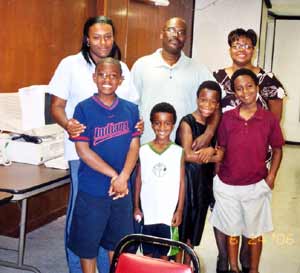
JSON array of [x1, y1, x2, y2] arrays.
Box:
[[0, 191, 13, 205], [0, 163, 70, 273]]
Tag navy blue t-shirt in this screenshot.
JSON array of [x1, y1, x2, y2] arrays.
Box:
[[71, 95, 140, 196]]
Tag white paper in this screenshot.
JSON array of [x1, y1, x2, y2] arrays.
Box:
[[44, 156, 69, 170], [0, 93, 24, 133], [31, 123, 64, 137], [18, 85, 48, 130]]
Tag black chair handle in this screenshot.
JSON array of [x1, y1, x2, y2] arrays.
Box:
[[110, 233, 200, 273]]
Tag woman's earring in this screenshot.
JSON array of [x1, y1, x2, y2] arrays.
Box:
[[87, 40, 90, 47]]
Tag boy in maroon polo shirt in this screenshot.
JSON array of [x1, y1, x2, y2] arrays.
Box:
[[210, 68, 284, 273]]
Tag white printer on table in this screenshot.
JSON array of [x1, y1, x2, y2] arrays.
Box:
[[0, 85, 66, 167]]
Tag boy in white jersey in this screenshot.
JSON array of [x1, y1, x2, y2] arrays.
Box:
[[134, 102, 185, 260]]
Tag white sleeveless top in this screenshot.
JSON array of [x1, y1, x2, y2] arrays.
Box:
[[139, 142, 183, 225]]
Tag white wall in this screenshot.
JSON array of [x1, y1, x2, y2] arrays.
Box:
[[270, 3, 300, 16], [258, 1, 268, 67], [272, 20, 300, 142], [264, 16, 275, 71], [192, 0, 300, 142], [192, 0, 263, 71]]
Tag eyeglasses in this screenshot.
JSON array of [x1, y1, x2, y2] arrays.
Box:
[[97, 72, 119, 80], [231, 44, 254, 50], [164, 27, 186, 37]]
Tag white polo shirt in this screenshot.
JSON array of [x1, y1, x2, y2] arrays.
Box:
[[132, 48, 214, 144], [48, 52, 139, 160]]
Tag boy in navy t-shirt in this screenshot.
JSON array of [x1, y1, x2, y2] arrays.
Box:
[[67, 57, 140, 273]]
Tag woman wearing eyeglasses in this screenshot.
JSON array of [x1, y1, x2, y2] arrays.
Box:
[[212, 28, 285, 273], [214, 28, 285, 119]]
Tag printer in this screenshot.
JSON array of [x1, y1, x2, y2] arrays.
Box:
[[0, 85, 64, 165], [0, 127, 64, 165]]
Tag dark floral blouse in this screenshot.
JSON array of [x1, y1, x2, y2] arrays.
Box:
[[213, 68, 286, 112]]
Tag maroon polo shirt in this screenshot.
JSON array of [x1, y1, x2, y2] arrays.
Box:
[[217, 106, 284, 186]]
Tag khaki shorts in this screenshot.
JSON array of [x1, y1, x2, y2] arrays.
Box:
[[209, 175, 273, 238]]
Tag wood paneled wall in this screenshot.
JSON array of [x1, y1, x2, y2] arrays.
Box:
[[0, 0, 99, 93], [106, 0, 195, 68], [0, 0, 102, 236], [0, 0, 194, 91]]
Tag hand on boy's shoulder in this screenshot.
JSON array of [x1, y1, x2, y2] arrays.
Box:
[[135, 117, 144, 133], [66, 118, 86, 138]]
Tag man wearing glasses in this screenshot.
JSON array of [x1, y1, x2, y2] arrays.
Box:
[[132, 17, 216, 145]]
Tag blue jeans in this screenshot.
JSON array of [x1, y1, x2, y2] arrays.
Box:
[[66, 160, 109, 273]]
